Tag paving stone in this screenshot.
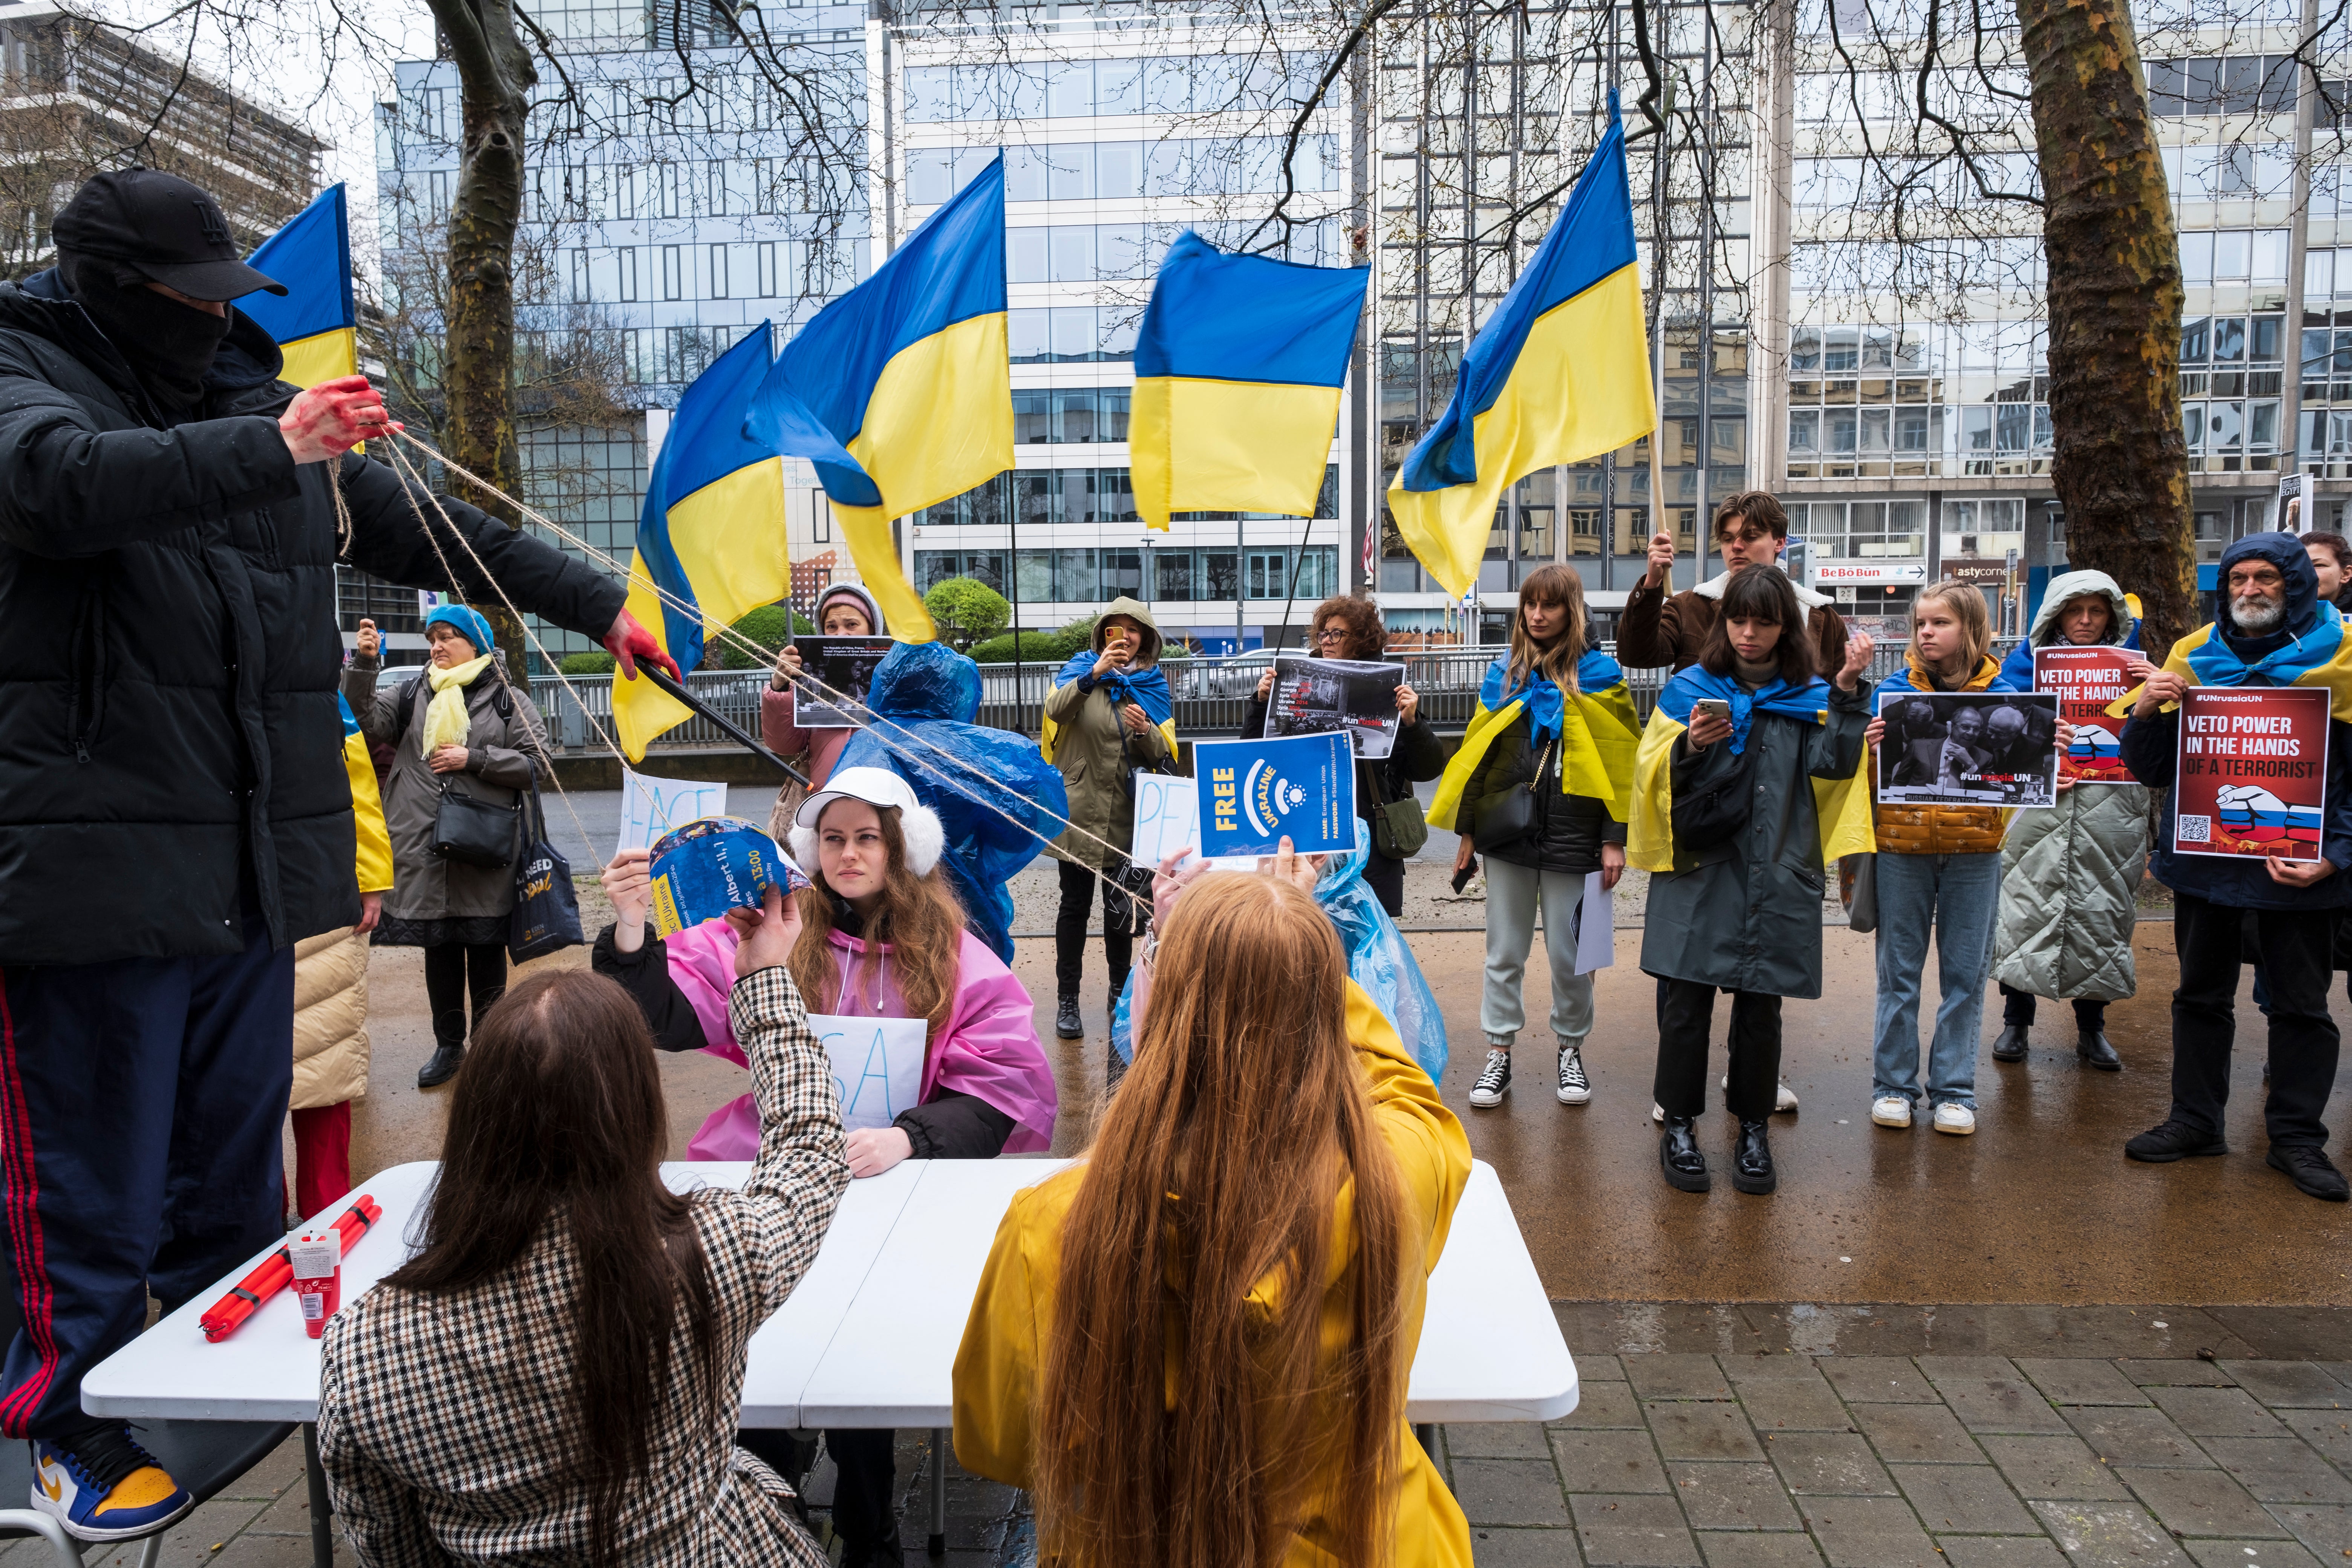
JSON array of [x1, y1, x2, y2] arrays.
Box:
[[2153, 1389, 2294, 1441], [2066, 1407, 2218, 1468], [2118, 1468, 2293, 1539], [1977, 1435, 2135, 1501], [2016, 1361, 2156, 1407], [1764, 1432, 1899, 1497], [2203, 1310, 2352, 1363], [1449, 1422, 1560, 1459], [1890, 1463, 2041, 1534], [69, 1498, 273, 1568], [1855, 1403, 1986, 1465], [1741, 1377, 1856, 1434], [2182, 1540, 2326, 1568], [2122, 1363, 2243, 1389], [1795, 1495, 1943, 1568], [1553, 1428, 1673, 1494], [1651, 1401, 1769, 1462], [1922, 1357, 2026, 1383], [1560, 1383, 1660, 1430], [1698, 1531, 1828, 1568], [1628, 1355, 1737, 1401], [2273, 1411, 2352, 1468], [1573, 1494, 1706, 1566], [1727, 1354, 1832, 1384], [2262, 1504, 2352, 1559], [2030, 1500, 2198, 1568], [1940, 1378, 2073, 1435], [1977, 1311, 2251, 1362], [1935, 1538, 2076, 1568], [1470, 1526, 1588, 1566], [1820, 1359, 1941, 1405], [2218, 1365, 2352, 1411], [211, 1534, 359, 1567], [1668, 1462, 1806, 1531], [2199, 1439, 2352, 1506], [1582, 1355, 1631, 1382], [1452, 1458, 1574, 1527]]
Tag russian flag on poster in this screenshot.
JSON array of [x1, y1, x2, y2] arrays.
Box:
[[2214, 786, 2324, 847]]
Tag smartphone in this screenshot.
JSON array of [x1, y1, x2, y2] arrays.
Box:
[[1452, 854, 1479, 895], [1693, 698, 1733, 724]]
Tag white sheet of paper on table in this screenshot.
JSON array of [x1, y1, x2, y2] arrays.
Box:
[[617, 769, 727, 855], [1127, 773, 1258, 873], [1574, 870, 1614, 975], [808, 1014, 927, 1132]]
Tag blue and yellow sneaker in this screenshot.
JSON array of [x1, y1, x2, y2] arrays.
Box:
[[30, 1424, 193, 1542]]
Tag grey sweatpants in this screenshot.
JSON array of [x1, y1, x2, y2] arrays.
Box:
[[1481, 858, 1596, 1049]]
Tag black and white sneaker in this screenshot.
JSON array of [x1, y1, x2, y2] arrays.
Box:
[[1468, 1048, 1512, 1108], [1556, 1044, 1592, 1105]]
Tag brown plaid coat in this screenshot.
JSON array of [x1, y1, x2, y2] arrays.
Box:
[[317, 965, 849, 1565]]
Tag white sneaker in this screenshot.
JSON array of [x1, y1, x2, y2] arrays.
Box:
[[1651, 1101, 1664, 1122], [1468, 1048, 1511, 1108], [1932, 1102, 1976, 1136], [1871, 1095, 1913, 1129], [1556, 1044, 1592, 1105], [1721, 1075, 1801, 1112]]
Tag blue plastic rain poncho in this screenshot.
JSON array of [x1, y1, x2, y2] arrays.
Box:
[[832, 641, 1070, 961], [1110, 821, 1448, 1082]]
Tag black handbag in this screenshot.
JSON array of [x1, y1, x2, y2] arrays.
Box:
[[1370, 760, 1429, 860], [1472, 738, 1553, 854], [430, 781, 521, 868], [509, 778, 582, 962], [1672, 742, 1757, 855]]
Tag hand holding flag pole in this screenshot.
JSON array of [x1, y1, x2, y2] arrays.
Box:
[[639, 664, 812, 788]]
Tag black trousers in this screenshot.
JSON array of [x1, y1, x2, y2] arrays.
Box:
[[422, 941, 508, 1052], [1363, 850, 1406, 918], [1054, 859, 1132, 1000], [1999, 982, 2107, 1034], [826, 1428, 897, 1548], [1653, 976, 1783, 1122], [2170, 891, 2340, 1148]]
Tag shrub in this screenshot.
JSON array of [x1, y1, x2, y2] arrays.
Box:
[[710, 603, 813, 670], [925, 577, 1011, 650], [558, 650, 616, 676], [967, 629, 1072, 664]]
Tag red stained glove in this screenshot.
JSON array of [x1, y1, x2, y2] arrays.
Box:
[[280, 375, 400, 463], [605, 608, 679, 681]]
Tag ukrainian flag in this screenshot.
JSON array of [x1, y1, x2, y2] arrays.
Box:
[[746, 155, 1011, 642], [241, 184, 356, 388], [1627, 668, 1876, 871], [1129, 231, 1369, 531], [615, 324, 868, 759], [1388, 101, 1655, 597], [1426, 650, 1642, 833]]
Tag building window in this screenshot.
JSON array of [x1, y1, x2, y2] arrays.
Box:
[[710, 244, 728, 299], [758, 242, 777, 297], [617, 247, 639, 302], [662, 246, 682, 301]]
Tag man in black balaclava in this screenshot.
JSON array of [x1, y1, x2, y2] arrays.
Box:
[[0, 168, 677, 1544]]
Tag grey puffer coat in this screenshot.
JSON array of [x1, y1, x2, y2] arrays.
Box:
[[1638, 681, 1872, 1000], [344, 653, 551, 922], [1991, 569, 2151, 1003]]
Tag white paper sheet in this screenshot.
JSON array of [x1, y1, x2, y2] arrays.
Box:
[[618, 769, 727, 855], [1574, 870, 1615, 975], [807, 1014, 928, 1133]]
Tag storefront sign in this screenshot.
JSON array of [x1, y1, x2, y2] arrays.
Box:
[[1813, 560, 1927, 585]]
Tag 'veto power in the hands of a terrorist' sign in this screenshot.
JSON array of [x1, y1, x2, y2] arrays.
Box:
[[2171, 686, 2329, 861], [2033, 646, 2138, 784]]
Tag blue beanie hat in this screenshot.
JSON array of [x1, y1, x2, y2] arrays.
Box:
[[424, 603, 499, 660]]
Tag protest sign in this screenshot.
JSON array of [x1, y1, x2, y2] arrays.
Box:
[[618, 769, 726, 854], [2173, 686, 2328, 861], [1574, 870, 1614, 975], [2033, 646, 2138, 783], [806, 1014, 926, 1133], [1194, 733, 1356, 858], [647, 818, 806, 935], [1876, 691, 2062, 808], [792, 635, 894, 728], [1129, 773, 1263, 872], [1268, 655, 1406, 759]]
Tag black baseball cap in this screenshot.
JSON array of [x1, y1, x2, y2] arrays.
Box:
[[50, 169, 286, 301]]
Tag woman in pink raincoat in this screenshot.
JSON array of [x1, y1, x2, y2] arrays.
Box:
[[593, 766, 1055, 1567]]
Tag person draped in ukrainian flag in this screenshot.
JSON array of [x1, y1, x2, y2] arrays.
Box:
[[1628, 565, 1877, 1199], [1427, 565, 1638, 1113]]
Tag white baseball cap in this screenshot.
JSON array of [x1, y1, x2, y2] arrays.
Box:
[[793, 766, 921, 828]]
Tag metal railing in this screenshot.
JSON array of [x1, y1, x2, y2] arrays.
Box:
[[532, 637, 1998, 756]]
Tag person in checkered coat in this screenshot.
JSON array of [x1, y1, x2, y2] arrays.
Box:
[[317, 887, 848, 1565]]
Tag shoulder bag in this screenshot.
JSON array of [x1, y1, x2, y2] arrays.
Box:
[[1472, 737, 1554, 854], [430, 781, 521, 868], [1370, 758, 1429, 860], [510, 776, 582, 961]]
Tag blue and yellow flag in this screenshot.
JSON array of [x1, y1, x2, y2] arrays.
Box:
[[1129, 232, 1368, 531], [616, 325, 855, 758], [746, 156, 1011, 642], [242, 184, 356, 388], [1389, 102, 1655, 597], [1627, 667, 1876, 872], [1426, 651, 1642, 830]]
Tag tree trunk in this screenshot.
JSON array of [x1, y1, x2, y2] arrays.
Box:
[[2017, 0, 2196, 660], [427, 0, 536, 678]]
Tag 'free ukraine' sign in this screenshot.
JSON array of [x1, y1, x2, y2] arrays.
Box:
[[1192, 732, 1357, 859]]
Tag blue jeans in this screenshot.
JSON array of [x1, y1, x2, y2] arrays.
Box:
[[1872, 851, 2003, 1110]]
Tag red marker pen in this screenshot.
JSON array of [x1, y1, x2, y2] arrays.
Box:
[[289, 1228, 341, 1339]]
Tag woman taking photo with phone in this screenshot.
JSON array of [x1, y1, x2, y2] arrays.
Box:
[[761, 583, 886, 831], [1630, 566, 1876, 1195], [1427, 564, 1638, 1112]]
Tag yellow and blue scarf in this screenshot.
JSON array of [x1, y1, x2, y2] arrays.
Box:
[[1428, 650, 1640, 830], [1040, 647, 1178, 763], [2163, 601, 2352, 720]]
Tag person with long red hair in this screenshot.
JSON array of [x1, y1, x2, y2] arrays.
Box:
[[953, 851, 1475, 1567]]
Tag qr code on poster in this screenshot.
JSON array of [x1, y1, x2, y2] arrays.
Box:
[[2178, 815, 2213, 843]]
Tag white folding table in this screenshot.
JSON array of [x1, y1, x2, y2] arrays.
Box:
[[84, 1156, 1575, 1559]]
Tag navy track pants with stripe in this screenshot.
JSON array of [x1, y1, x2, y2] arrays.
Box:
[[0, 920, 292, 1438]]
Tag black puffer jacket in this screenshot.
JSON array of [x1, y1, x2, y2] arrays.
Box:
[[1461, 710, 1628, 875], [0, 272, 625, 965]]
